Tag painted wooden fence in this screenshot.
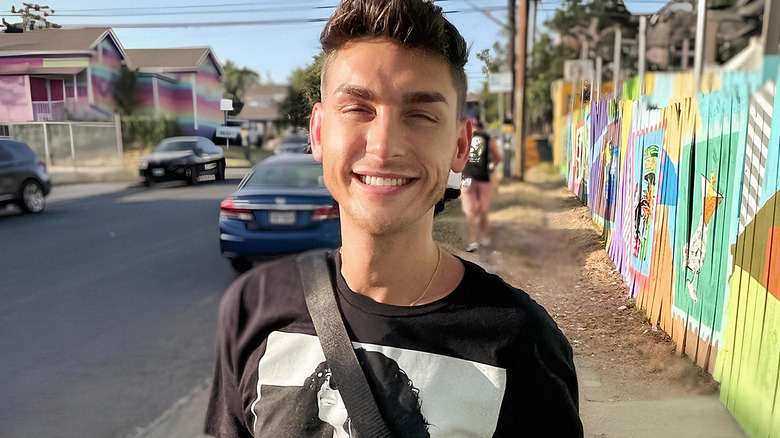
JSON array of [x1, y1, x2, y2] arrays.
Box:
[[553, 63, 780, 437]]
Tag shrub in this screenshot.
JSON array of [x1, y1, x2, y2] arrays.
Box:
[[120, 115, 183, 151]]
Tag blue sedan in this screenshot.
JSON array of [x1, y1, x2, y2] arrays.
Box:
[[219, 154, 341, 272]]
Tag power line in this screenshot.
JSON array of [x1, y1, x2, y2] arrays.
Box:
[[105, 17, 328, 28], [47, 5, 338, 17], [3, 4, 506, 22], [50, 6, 507, 28]]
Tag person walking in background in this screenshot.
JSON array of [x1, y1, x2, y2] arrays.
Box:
[[461, 119, 503, 252]]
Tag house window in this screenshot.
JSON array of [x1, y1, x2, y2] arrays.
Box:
[[50, 79, 64, 101], [30, 78, 48, 101]]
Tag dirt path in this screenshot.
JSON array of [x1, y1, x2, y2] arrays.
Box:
[[434, 164, 748, 437]]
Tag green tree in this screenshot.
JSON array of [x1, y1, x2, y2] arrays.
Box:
[[282, 53, 323, 128], [545, 0, 636, 79], [222, 60, 260, 116], [476, 39, 511, 128], [526, 34, 577, 132], [113, 65, 140, 116], [2, 4, 61, 32]]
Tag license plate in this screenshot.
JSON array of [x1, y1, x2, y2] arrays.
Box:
[[151, 168, 165, 177], [204, 162, 217, 170], [198, 174, 216, 182], [269, 211, 296, 225]]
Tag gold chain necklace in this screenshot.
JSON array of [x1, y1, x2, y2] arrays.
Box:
[[409, 245, 442, 306]]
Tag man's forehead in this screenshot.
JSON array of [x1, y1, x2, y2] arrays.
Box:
[[323, 39, 456, 101]]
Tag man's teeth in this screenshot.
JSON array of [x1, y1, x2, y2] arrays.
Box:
[[359, 175, 410, 186]]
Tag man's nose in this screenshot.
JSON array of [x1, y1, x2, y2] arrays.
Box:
[[365, 111, 402, 159]]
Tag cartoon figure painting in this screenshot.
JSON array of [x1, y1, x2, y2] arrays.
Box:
[[634, 145, 658, 260], [684, 172, 724, 301]]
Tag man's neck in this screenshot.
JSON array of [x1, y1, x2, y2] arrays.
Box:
[[338, 217, 464, 306]]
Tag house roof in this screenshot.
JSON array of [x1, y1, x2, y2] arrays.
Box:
[[0, 27, 126, 59], [124, 48, 223, 76], [0, 66, 86, 75], [245, 84, 290, 97], [237, 105, 283, 121], [236, 84, 290, 121]]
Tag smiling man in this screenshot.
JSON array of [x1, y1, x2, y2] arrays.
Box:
[[205, 1, 582, 437]]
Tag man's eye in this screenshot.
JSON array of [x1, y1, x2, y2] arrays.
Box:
[[342, 105, 371, 114], [409, 112, 437, 123]]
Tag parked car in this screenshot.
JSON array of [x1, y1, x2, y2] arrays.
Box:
[[274, 134, 311, 154], [138, 136, 226, 186], [0, 138, 51, 213], [219, 154, 341, 272]]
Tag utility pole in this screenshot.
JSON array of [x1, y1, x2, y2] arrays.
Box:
[[638, 15, 647, 95], [514, 0, 529, 181], [507, 0, 516, 121], [762, 0, 780, 55], [693, 0, 708, 93], [613, 25, 622, 97]]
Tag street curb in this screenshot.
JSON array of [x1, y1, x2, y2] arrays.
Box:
[[50, 167, 138, 186]]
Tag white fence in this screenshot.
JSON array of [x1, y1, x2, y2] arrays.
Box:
[[1, 116, 123, 168]]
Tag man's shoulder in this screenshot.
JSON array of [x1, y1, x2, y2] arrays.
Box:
[[457, 258, 556, 325], [219, 254, 305, 312]]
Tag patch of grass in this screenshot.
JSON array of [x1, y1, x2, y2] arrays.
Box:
[[433, 197, 466, 250], [222, 146, 273, 168], [635, 305, 650, 324]]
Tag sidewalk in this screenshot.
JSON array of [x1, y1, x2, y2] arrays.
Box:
[[131, 163, 747, 438], [49, 166, 138, 185]]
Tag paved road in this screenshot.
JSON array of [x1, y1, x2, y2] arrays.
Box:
[[0, 171, 248, 437]]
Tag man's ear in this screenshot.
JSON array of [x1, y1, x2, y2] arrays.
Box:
[[310, 102, 324, 163], [451, 117, 472, 173]]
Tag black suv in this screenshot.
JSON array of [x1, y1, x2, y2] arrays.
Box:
[[0, 138, 51, 213]]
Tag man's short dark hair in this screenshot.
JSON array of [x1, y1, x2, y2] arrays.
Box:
[[320, 0, 469, 116]]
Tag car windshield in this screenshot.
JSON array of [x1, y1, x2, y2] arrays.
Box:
[[245, 162, 325, 189], [281, 136, 307, 144], [156, 141, 196, 152]]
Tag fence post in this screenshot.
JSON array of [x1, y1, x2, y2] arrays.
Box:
[[42, 122, 51, 169], [114, 113, 124, 164], [69, 122, 76, 166]]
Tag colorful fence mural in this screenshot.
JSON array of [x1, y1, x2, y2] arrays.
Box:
[[553, 62, 780, 437]]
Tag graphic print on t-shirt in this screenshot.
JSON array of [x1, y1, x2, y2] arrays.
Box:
[[251, 331, 507, 437], [469, 135, 486, 162]]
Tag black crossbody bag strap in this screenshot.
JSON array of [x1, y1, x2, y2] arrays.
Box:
[[296, 250, 393, 438]]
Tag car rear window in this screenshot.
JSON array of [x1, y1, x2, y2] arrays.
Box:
[[245, 163, 325, 189], [0, 140, 35, 161], [280, 136, 308, 144], [156, 141, 196, 152]]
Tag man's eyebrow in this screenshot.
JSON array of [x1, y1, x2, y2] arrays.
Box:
[[403, 91, 448, 106], [333, 86, 448, 106], [334, 84, 374, 101]]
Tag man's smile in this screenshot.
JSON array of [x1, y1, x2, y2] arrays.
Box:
[[357, 174, 412, 187]]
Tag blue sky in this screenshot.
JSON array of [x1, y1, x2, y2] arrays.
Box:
[[1, 0, 552, 94]]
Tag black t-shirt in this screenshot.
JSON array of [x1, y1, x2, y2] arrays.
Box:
[[463, 131, 492, 182], [205, 250, 582, 437]]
